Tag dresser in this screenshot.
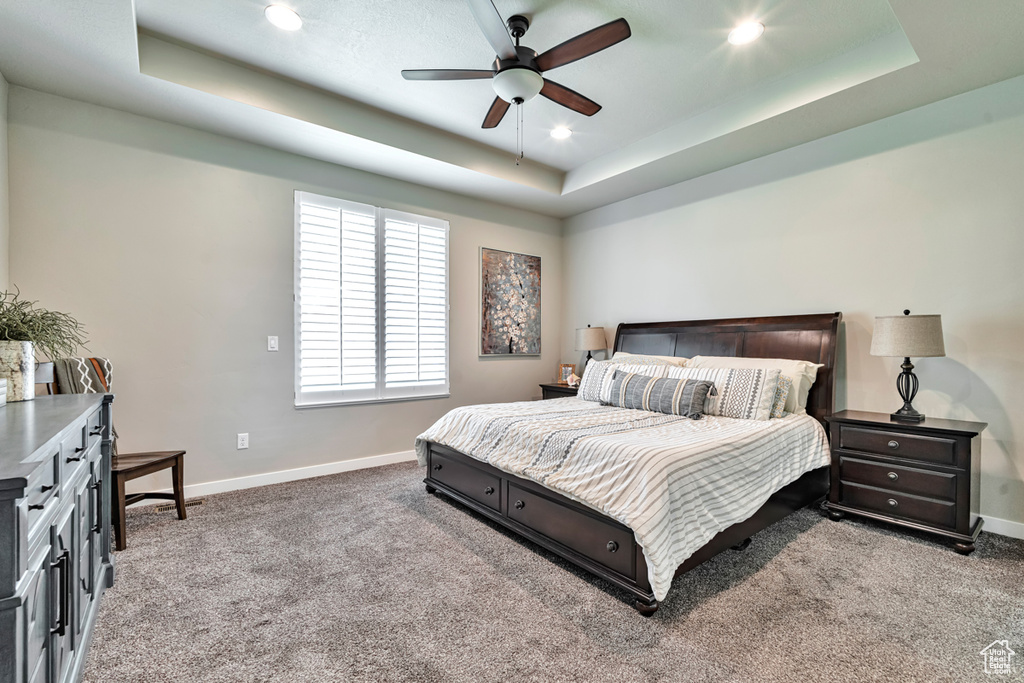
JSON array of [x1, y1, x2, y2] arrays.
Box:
[[823, 410, 986, 554], [0, 394, 114, 683], [539, 383, 578, 400]]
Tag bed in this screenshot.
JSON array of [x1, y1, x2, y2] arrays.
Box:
[[417, 313, 841, 614]]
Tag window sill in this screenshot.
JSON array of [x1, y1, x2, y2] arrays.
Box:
[[295, 393, 451, 409]]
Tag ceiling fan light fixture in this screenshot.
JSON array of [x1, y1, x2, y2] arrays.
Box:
[[550, 127, 572, 140], [728, 21, 764, 45], [265, 5, 302, 31], [492, 67, 544, 105]]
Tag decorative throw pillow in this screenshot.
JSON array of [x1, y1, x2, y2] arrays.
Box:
[[688, 356, 823, 415], [663, 366, 781, 421], [604, 371, 713, 419], [611, 351, 689, 367], [577, 359, 669, 403], [770, 375, 792, 419]]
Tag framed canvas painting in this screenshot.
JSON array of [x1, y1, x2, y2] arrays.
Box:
[[480, 247, 541, 355]]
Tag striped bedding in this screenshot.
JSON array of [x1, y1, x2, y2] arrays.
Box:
[[415, 397, 830, 601]]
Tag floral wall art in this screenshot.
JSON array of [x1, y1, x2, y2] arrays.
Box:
[[480, 248, 541, 355]]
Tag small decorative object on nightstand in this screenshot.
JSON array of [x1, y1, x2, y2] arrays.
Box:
[[540, 383, 579, 400], [823, 410, 987, 555], [870, 310, 945, 423]]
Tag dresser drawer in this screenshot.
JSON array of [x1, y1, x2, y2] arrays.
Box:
[[837, 425, 957, 467], [841, 482, 955, 529], [506, 484, 634, 579], [429, 451, 501, 512], [25, 450, 60, 536], [60, 423, 90, 483], [86, 407, 104, 447], [839, 456, 957, 502]]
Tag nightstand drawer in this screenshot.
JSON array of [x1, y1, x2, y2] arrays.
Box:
[[841, 482, 955, 529], [837, 425, 957, 467], [839, 456, 957, 501]]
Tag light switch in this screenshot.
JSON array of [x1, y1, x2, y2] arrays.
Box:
[[267, 336, 279, 352]]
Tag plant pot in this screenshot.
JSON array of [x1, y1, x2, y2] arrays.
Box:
[[0, 341, 35, 402]]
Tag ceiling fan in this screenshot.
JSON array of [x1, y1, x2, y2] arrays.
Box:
[[402, 0, 631, 129]]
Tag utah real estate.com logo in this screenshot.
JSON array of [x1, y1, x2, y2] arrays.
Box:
[[980, 640, 1015, 675]]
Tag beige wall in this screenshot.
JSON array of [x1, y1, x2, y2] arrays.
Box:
[[8, 87, 562, 489], [0, 69, 9, 286], [563, 76, 1024, 530]]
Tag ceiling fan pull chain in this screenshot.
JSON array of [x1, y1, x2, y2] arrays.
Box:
[[515, 103, 524, 165]]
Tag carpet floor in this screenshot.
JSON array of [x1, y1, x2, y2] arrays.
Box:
[[83, 462, 1024, 682]]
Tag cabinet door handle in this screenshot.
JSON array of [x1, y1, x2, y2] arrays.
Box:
[[50, 550, 70, 636], [888, 440, 899, 449], [514, 500, 525, 510], [606, 541, 619, 553], [887, 472, 899, 481], [484, 486, 494, 495], [887, 498, 899, 507]]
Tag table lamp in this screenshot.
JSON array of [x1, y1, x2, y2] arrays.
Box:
[[870, 310, 945, 423], [575, 325, 606, 367]]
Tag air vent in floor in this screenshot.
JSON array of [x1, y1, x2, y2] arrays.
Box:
[[152, 499, 204, 514]]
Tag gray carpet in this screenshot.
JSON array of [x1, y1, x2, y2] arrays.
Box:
[[83, 462, 1024, 683]]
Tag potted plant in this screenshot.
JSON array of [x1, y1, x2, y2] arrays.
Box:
[[0, 288, 87, 402]]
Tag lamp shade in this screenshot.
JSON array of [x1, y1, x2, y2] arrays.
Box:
[[575, 326, 606, 352], [870, 314, 945, 358]]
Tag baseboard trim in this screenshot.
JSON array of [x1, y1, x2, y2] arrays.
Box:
[[982, 515, 1024, 541], [129, 450, 417, 505]]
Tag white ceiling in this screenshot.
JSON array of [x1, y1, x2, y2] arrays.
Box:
[[1, 1, 1023, 217]]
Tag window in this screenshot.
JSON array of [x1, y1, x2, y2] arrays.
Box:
[[294, 191, 449, 406]]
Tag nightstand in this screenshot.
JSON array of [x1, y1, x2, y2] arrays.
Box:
[[824, 410, 987, 554], [540, 383, 579, 400]]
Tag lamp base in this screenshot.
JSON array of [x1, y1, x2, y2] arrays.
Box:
[[890, 409, 925, 423]]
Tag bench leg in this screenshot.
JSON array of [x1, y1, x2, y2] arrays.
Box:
[[113, 474, 127, 551], [173, 455, 187, 520]]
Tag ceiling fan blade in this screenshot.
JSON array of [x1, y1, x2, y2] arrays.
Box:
[[535, 18, 631, 72], [482, 96, 510, 128], [402, 69, 494, 81], [465, 0, 518, 61], [540, 79, 601, 116]]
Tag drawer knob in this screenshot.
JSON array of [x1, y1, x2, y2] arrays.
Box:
[[887, 472, 899, 481], [606, 541, 619, 553], [888, 440, 899, 449], [514, 500, 525, 510], [887, 498, 899, 507], [484, 486, 494, 495], [432, 464, 442, 471]]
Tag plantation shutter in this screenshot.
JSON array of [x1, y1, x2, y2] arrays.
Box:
[[295, 191, 377, 405], [382, 210, 449, 399], [295, 192, 448, 406]]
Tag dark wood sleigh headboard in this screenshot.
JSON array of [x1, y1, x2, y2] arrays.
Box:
[[613, 313, 842, 425]]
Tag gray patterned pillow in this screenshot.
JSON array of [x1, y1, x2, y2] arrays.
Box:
[[577, 359, 669, 403], [604, 371, 713, 419], [663, 366, 781, 421]]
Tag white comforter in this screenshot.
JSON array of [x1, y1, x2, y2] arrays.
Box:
[[415, 397, 830, 601]]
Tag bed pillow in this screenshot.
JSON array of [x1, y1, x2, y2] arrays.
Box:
[[577, 359, 669, 403], [770, 375, 792, 419], [604, 371, 713, 419], [663, 366, 781, 421], [611, 351, 689, 367], [688, 356, 823, 415]]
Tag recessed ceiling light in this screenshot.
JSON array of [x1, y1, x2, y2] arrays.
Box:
[[265, 5, 302, 31], [550, 127, 572, 140], [728, 21, 764, 45]]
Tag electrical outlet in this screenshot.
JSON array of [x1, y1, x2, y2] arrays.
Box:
[[237, 433, 249, 449], [267, 336, 279, 352]]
